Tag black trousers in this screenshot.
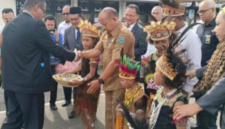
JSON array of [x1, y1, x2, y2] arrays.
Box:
[[63, 87, 72, 101], [50, 65, 58, 105], [195, 92, 218, 129], [1, 90, 44, 129], [4, 91, 8, 112], [63, 87, 77, 101]]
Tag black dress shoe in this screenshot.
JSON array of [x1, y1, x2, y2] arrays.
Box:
[[50, 104, 58, 110], [68, 111, 75, 119], [62, 100, 71, 107]]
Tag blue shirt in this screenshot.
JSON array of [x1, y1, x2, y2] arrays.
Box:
[[50, 33, 63, 65]]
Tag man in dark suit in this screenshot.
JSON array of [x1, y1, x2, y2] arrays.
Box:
[[62, 7, 83, 119], [1, 0, 78, 129], [124, 4, 147, 63]]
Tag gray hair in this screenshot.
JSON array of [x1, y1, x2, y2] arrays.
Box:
[[151, 6, 163, 14], [63, 5, 70, 10], [24, 0, 46, 9]]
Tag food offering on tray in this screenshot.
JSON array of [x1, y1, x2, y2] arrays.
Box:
[[52, 74, 83, 87]]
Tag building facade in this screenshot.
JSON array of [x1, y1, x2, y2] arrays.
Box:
[[0, 0, 160, 26]]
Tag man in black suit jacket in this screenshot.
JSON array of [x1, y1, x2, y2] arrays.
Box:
[[124, 4, 147, 62], [124, 4, 147, 79], [1, 0, 78, 129]]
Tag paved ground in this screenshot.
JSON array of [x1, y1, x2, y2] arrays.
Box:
[[0, 67, 221, 129], [0, 90, 106, 129]]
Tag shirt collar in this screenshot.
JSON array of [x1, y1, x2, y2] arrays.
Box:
[[177, 22, 188, 34], [205, 18, 216, 27], [110, 22, 122, 37], [127, 22, 136, 30], [23, 10, 34, 18], [63, 21, 71, 25]]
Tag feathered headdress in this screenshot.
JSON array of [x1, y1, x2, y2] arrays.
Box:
[[117, 100, 149, 129], [144, 21, 176, 41], [116, 55, 140, 80], [78, 20, 100, 38], [161, 0, 186, 17]]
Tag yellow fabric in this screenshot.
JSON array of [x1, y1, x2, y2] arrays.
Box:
[[222, 7, 225, 14], [78, 20, 100, 38], [156, 55, 177, 80]]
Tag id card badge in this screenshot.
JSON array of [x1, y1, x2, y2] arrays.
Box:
[[205, 35, 211, 44]]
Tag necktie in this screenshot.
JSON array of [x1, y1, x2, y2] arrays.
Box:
[[126, 24, 130, 28], [75, 28, 81, 49]]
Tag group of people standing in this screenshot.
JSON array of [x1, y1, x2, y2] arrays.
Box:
[[1, 0, 225, 129]]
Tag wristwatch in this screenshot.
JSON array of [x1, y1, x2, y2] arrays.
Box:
[[98, 78, 105, 84]]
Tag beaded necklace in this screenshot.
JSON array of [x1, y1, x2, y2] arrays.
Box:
[[124, 85, 142, 109], [149, 87, 177, 129]]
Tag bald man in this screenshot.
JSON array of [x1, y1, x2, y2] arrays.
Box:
[[151, 6, 163, 21], [78, 7, 135, 129], [197, 0, 219, 67]]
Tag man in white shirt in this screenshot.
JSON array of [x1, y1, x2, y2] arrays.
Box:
[[58, 5, 71, 44], [167, 17, 201, 94], [161, 2, 201, 129], [0, 8, 15, 34], [176, 20, 202, 93]]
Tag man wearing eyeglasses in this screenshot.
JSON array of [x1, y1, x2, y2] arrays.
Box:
[[58, 5, 71, 44], [197, 0, 219, 67], [62, 7, 83, 119], [0, 0, 79, 129], [124, 4, 147, 82], [192, 0, 220, 129]]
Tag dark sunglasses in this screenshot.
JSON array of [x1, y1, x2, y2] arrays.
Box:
[[62, 13, 69, 15]]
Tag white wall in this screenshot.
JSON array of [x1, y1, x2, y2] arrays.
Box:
[[0, 0, 16, 25], [71, 0, 78, 6]]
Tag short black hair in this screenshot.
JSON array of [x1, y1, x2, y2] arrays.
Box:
[[127, 4, 140, 14], [44, 15, 57, 29], [24, 0, 46, 9], [2, 8, 14, 14]]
